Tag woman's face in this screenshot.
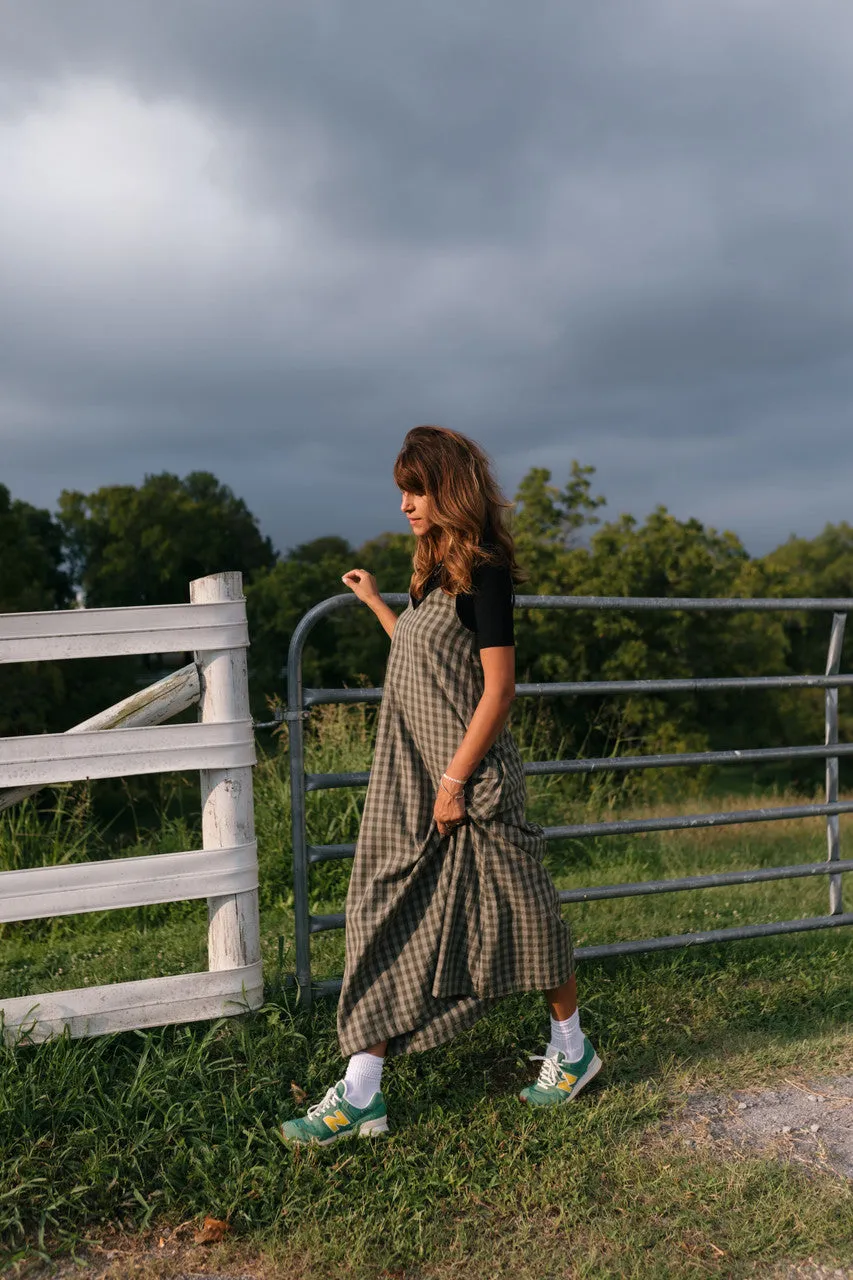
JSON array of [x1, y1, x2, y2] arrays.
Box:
[[399, 489, 435, 536]]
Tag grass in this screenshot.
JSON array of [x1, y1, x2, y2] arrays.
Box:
[[2, 703, 853, 1277]]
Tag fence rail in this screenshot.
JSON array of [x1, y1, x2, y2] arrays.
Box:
[[0, 572, 262, 1044], [0, 600, 249, 663], [286, 594, 852, 1007]]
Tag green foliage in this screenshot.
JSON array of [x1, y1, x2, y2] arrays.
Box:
[[2, 462, 853, 786], [760, 523, 853, 760], [0, 485, 72, 735], [46, 471, 279, 730], [245, 537, 356, 707], [0, 485, 72, 614], [511, 461, 604, 588], [0, 786, 96, 876], [246, 530, 413, 708], [510, 495, 798, 792], [58, 470, 276, 608]]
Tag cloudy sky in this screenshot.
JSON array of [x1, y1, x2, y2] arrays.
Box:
[[2, 1, 852, 557]]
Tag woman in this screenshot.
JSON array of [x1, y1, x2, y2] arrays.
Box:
[[281, 426, 601, 1145]]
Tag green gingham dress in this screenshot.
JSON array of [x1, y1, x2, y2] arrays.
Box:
[[336, 582, 575, 1059]]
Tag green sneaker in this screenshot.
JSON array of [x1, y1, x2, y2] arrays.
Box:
[[519, 1035, 602, 1107], [280, 1079, 389, 1147]]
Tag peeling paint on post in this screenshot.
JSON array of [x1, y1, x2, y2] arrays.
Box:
[[191, 573, 262, 988]]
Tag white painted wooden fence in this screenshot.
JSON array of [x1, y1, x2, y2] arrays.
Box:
[[0, 572, 263, 1043]]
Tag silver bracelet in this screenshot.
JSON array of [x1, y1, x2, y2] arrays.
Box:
[[442, 771, 468, 785], [440, 779, 464, 799]]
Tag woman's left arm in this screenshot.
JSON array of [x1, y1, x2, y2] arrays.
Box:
[[433, 646, 515, 832], [446, 646, 515, 780]]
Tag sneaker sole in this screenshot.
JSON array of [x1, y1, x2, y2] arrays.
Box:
[[281, 1115, 390, 1147], [519, 1052, 603, 1106]]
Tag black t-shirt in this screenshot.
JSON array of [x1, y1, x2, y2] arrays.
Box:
[[409, 541, 515, 651]]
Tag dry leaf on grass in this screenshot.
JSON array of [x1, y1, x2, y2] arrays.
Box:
[[193, 1215, 230, 1244], [290, 1081, 308, 1104]]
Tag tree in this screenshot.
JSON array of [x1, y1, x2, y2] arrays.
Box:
[[59, 471, 277, 607], [509, 484, 791, 793], [511, 462, 605, 591], [0, 484, 73, 734], [0, 484, 73, 613], [247, 537, 357, 707], [760, 524, 853, 763], [579, 508, 790, 759], [246, 531, 415, 712]]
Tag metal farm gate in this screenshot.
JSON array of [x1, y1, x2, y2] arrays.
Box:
[[282, 594, 853, 1007]]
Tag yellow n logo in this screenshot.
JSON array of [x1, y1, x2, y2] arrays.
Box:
[[557, 1074, 577, 1092], [323, 1109, 350, 1133]]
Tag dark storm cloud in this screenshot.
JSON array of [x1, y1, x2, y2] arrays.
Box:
[[1, 0, 852, 555]]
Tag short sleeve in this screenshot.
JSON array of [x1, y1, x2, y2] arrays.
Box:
[[470, 555, 515, 649]]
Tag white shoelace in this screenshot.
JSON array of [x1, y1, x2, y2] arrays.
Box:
[[306, 1084, 341, 1119], [528, 1053, 564, 1089]]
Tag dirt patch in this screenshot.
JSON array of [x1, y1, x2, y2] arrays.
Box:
[[757, 1266, 853, 1279], [674, 1074, 853, 1180], [2, 1229, 271, 1280]]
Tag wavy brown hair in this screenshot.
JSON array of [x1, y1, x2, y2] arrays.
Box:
[[393, 425, 527, 600]]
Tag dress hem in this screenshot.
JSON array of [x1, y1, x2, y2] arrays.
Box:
[[337, 958, 576, 1059]]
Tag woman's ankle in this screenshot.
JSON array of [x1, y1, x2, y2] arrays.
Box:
[[344, 1049, 385, 1108]]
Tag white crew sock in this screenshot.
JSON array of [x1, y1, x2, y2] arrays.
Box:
[[343, 1050, 385, 1109], [547, 1010, 585, 1062]]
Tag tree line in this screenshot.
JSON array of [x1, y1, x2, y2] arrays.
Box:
[[2, 465, 852, 788]]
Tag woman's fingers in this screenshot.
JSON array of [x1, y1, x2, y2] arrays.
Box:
[[436, 811, 467, 835], [341, 568, 378, 597]]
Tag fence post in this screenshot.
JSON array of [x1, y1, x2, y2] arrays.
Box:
[[191, 573, 262, 987], [825, 612, 847, 916]]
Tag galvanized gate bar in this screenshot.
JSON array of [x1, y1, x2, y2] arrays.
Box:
[[302, 674, 853, 707], [826, 613, 847, 914], [304, 742, 853, 793], [304, 908, 853, 998], [286, 594, 853, 1007], [500, 596, 853, 611], [558, 859, 853, 902], [306, 859, 853, 930], [549, 800, 853, 840], [572, 913, 853, 959], [305, 797, 853, 864]]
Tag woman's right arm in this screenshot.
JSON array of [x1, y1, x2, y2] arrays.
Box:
[[341, 569, 399, 639]]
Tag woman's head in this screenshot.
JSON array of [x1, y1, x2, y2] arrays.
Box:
[[393, 425, 524, 597]]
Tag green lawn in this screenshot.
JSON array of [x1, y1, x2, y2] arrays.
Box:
[[2, 719, 853, 1278]]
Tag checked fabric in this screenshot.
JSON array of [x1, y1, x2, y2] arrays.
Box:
[[336, 585, 575, 1059]]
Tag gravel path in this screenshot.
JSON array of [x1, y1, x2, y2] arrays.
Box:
[[758, 1267, 853, 1279], [678, 1074, 853, 1180]]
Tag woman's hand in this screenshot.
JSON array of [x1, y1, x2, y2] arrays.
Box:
[[342, 567, 400, 640], [434, 779, 467, 837], [342, 568, 381, 606]]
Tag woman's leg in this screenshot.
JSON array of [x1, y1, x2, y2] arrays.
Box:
[[541, 972, 585, 1062], [518, 971, 601, 1107], [544, 974, 577, 1021], [342, 1040, 388, 1107]]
